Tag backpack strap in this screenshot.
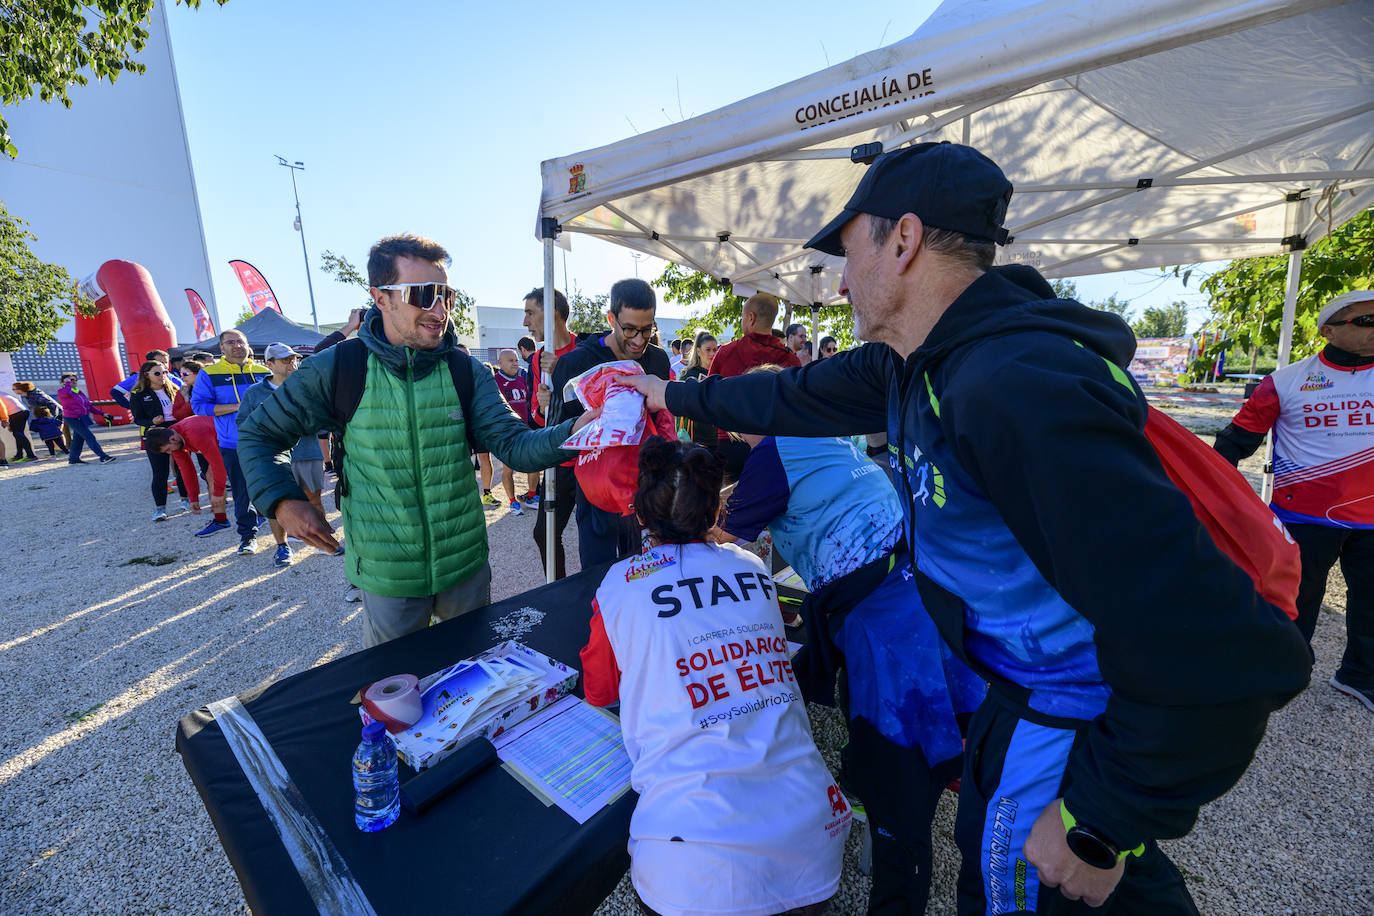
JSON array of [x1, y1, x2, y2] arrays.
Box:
[[329, 338, 370, 504], [446, 349, 480, 454]]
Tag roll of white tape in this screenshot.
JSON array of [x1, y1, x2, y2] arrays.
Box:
[[362, 674, 422, 733]]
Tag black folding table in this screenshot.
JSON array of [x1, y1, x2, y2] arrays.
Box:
[[177, 563, 635, 915]]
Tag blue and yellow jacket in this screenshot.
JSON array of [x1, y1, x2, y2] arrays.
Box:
[[190, 357, 269, 449], [667, 264, 1310, 855]]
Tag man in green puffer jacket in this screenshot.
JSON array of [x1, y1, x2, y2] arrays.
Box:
[[239, 234, 597, 647]]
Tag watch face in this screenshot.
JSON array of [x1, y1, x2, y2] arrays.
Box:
[[1066, 827, 1118, 870]]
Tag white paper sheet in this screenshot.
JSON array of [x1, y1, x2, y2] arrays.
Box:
[[493, 695, 633, 824]]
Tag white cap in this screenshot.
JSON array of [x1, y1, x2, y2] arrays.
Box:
[[1317, 290, 1374, 328], [263, 342, 301, 360]]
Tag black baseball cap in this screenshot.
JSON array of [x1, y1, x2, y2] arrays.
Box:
[[805, 141, 1013, 256]]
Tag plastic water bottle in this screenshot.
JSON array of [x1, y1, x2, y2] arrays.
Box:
[[352, 721, 400, 832]]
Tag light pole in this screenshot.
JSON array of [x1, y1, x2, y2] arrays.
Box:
[[275, 155, 320, 331]]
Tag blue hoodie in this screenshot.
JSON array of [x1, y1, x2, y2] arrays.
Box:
[[667, 264, 1310, 852]]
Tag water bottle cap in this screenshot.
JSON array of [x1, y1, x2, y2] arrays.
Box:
[[362, 720, 387, 742]]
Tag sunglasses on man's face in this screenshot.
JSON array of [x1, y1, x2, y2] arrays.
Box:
[[377, 283, 457, 313], [1327, 313, 1374, 328]]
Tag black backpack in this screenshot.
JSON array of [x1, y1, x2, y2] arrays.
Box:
[[329, 338, 478, 506]]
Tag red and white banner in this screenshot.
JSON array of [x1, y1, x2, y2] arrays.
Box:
[[186, 288, 215, 340], [228, 260, 282, 315]]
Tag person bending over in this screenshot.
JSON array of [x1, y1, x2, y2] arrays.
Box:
[[581, 437, 849, 916]]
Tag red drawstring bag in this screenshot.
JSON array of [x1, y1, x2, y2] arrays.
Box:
[[562, 362, 678, 516], [1144, 407, 1301, 620]]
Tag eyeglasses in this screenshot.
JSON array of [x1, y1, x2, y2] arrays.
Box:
[[613, 317, 657, 340], [377, 283, 457, 313], [1326, 313, 1374, 328], [151, 370, 165, 377], [821, 346, 838, 354]]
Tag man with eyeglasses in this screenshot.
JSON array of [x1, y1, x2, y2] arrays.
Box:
[[547, 277, 672, 568], [617, 142, 1310, 914], [190, 329, 270, 552], [785, 322, 811, 366], [239, 234, 596, 647], [1215, 289, 1374, 714]]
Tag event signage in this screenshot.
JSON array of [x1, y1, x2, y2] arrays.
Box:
[[1127, 337, 1197, 387], [185, 288, 215, 340], [794, 67, 937, 130], [228, 260, 282, 315]]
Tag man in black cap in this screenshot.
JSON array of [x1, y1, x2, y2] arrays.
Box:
[[617, 141, 1310, 914]]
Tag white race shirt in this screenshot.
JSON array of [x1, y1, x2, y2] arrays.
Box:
[[592, 542, 849, 916]]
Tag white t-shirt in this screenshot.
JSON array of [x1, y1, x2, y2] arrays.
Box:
[[590, 542, 849, 916], [155, 389, 175, 418]]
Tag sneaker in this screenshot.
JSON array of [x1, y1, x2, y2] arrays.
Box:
[[273, 543, 293, 568], [333, 544, 346, 557], [12, 456, 31, 464], [195, 520, 231, 538], [98, 455, 117, 464], [179, 499, 191, 512], [521, 492, 541, 508], [237, 537, 259, 556], [509, 500, 525, 516], [67, 458, 87, 465], [153, 507, 168, 522], [481, 492, 501, 507], [1330, 674, 1374, 713], [344, 585, 362, 602]]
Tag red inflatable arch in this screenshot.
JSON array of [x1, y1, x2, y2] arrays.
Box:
[[75, 260, 178, 423]]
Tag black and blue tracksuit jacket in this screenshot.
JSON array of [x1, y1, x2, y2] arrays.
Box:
[[666, 264, 1311, 854]]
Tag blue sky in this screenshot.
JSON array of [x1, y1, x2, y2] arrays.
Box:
[[165, 0, 1208, 332]]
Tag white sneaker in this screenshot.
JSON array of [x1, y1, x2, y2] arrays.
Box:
[[179, 499, 191, 512], [153, 507, 168, 522], [344, 585, 362, 603]]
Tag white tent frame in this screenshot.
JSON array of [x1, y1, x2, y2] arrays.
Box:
[[535, 0, 1374, 579]]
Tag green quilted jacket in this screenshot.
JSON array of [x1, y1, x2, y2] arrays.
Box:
[[238, 309, 576, 596]]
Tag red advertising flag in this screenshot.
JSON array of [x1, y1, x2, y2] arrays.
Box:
[[228, 260, 283, 315], [185, 288, 216, 341]]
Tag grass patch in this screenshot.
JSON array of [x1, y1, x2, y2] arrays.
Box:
[[123, 554, 180, 567]]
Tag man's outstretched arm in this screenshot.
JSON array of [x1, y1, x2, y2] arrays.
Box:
[[618, 344, 892, 437]]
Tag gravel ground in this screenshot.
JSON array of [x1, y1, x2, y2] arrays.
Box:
[[0, 416, 1369, 915]]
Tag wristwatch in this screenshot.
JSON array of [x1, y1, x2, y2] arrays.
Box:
[[1060, 804, 1144, 869]]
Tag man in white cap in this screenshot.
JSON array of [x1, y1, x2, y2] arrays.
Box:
[[237, 342, 327, 568], [1215, 289, 1374, 713]]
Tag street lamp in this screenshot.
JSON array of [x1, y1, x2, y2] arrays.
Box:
[[274, 155, 320, 331]]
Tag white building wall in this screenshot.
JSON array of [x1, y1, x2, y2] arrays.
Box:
[[0, 4, 215, 343]]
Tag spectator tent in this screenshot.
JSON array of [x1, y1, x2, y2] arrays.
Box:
[[192, 307, 326, 357], [536, 0, 1373, 367]]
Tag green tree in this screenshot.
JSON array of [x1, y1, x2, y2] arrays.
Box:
[[1189, 208, 1373, 364], [1132, 301, 1189, 338], [233, 304, 254, 326], [317, 248, 475, 337], [0, 201, 75, 352], [568, 291, 608, 336], [652, 262, 858, 347], [1, 0, 229, 158]]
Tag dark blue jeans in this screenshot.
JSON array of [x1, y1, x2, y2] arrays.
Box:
[[220, 446, 259, 538], [66, 415, 109, 462]]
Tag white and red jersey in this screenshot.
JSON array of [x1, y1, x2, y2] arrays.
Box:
[[581, 541, 849, 916], [1231, 351, 1374, 528]]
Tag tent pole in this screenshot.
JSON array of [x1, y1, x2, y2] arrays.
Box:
[[1262, 249, 1303, 503], [542, 233, 558, 584]]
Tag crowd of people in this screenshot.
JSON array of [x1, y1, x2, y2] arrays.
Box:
[[10, 141, 1367, 916]]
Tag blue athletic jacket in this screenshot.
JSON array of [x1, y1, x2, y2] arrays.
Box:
[[667, 265, 1310, 852]]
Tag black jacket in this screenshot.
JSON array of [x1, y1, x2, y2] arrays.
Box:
[[548, 334, 671, 426], [667, 265, 1311, 850], [129, 388, 176, 430]]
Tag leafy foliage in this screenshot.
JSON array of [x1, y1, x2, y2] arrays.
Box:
[[233, 304, 254, 326], [0, 0, 228, 158], [1131, 301, 1189, 338], [652, 263, 858, 348], [569, 291, 608, 336], [0, 201, 75, 352], [317, 248, 476, 337], [1189, 208, 1373, 362]]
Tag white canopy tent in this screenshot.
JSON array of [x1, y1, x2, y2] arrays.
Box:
[[533, 0, 1374, 578]]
